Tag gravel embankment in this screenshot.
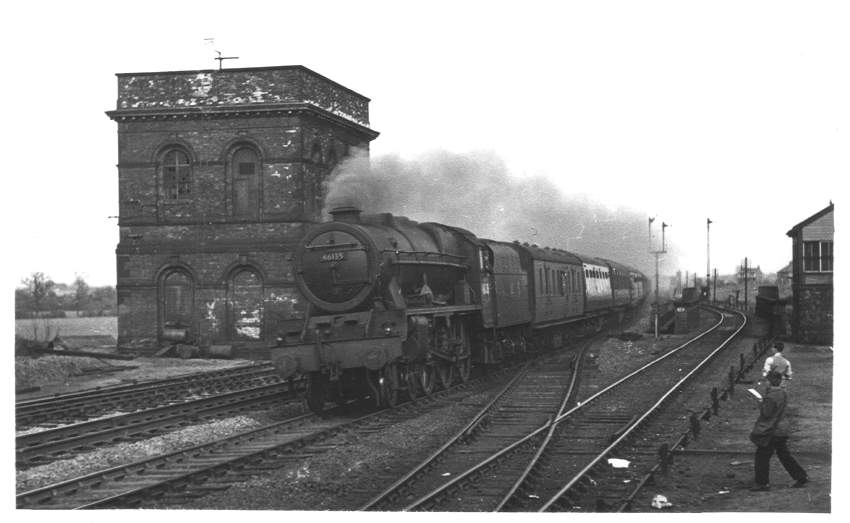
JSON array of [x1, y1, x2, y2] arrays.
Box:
[[17, 416, 263, 492], [163, 390, 495, 510]]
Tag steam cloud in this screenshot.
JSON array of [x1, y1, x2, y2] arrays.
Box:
[[323, 149, 676, 277]]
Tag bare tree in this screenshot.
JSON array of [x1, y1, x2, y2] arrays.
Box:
[[73, 274, 91, 315], [21, 272, 55, 314]]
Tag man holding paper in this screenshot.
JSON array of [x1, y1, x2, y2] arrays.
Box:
[[748, 371, 808, 491]]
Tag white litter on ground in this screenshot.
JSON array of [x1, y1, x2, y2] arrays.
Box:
[[607, 458, 630, 468], [651, 494, 673, 509]]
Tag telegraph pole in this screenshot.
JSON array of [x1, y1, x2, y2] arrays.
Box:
[[706, 218, 712, 301], [744, 257, 749, 312], [649, 218, 668, 340], [713, 268, 717, 305]]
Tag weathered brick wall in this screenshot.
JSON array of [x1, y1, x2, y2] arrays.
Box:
[[116, 114, 364, 223], [792, 285, 833, 345], [115, 249, 307, 350], [116, 287, 158, 347], [108, 66, 378, 353]]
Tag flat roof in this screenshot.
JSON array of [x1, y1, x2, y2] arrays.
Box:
[[115, 64, 371, 101]]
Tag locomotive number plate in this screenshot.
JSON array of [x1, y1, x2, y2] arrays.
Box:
[[320, 252, 346, 262]]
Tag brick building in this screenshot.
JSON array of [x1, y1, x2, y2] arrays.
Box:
[[786, 202, 834, 345], [106, 65, 379, 355]]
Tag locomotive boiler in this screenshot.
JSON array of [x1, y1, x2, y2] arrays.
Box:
[[271, 206, 648, 412], [272, 207, 482, 411]]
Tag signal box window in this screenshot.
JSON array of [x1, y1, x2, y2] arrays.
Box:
[[804, 241, 833, 272]]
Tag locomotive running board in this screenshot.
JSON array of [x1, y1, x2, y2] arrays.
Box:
[[405, 304, 482, 316]]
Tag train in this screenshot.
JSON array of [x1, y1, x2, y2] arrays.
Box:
[[270, 206, 649, 412]]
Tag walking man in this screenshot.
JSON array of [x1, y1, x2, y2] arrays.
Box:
[[762, 342, 792, 387], [749, 371, 808, 491]]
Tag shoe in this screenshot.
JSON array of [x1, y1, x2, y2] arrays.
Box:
[[749, 484, 771, 492], [792, 478, 809, 488]]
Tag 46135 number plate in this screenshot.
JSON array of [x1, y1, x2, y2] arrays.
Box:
[[321, 252, 345, 262]]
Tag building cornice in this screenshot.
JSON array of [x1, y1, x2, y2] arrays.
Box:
[[105, 102, 379, 139]]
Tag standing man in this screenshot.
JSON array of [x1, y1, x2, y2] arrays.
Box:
[[762, 342, 792, 386], [749, 371, 808, 491]]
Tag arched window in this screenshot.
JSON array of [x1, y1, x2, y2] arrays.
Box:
[[231, 147, 260, 219], [162, 149, 192, 200], [311, 141, 323, 164], [233, 147, 258, 177], [228, 268, 264, 340], [327, 148, 338, 170], [161, 269, 194, 331]]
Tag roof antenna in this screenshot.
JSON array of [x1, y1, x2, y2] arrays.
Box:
[[214, 50, 239, 70]]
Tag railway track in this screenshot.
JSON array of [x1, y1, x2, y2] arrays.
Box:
[[16, 363, 287, 429], [16, 362, 514, 509], [356, 307, 747, 512], [359, 343, 588, 511], [16, 381, 301, 468], [16, 307, 650, 510]]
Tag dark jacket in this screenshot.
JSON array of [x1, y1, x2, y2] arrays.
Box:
[[753, 386, 789, 437]]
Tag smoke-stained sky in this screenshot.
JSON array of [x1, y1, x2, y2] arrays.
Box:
[[325, 150, 675, 277]]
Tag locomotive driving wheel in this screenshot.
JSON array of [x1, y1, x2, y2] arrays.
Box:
[[403, 367, 418, 400], [380, 364, 400, 408], [417, 363, 435, 396], [455, 356, 471, 382], [436, 361, 454, 389]]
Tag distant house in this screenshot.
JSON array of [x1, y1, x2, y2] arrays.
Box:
[[786, 203, 834, 345], [737, 265, 764, 285]]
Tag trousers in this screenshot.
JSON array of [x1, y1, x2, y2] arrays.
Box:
[[754, 436, 807, 485]]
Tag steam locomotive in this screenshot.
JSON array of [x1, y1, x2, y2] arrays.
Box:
[[271, 206, 648, 412]]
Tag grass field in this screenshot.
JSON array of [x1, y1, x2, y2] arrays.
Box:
[[15, 316, 117, 341]]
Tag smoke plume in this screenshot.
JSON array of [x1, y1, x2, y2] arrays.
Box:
[[323, 149, 676, 277]]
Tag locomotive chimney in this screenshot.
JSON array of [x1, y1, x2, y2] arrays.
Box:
[[330, 206, 362, 223]]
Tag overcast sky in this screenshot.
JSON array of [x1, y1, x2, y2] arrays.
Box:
[[4, 0, 846, 288]]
